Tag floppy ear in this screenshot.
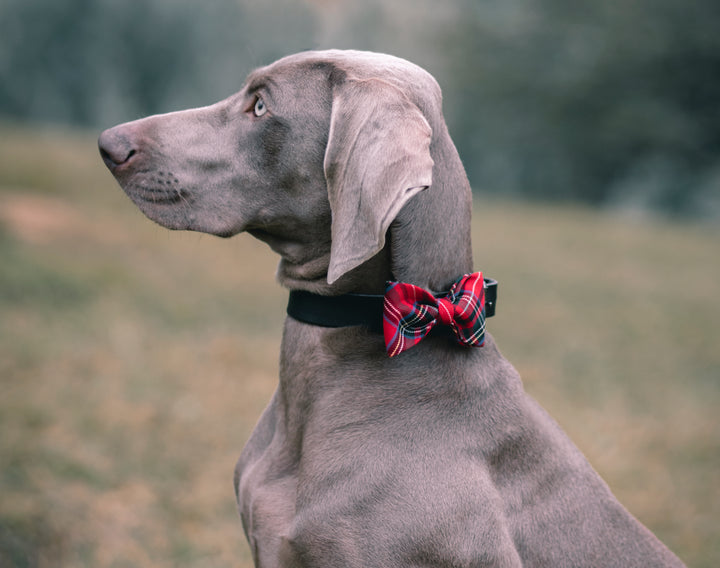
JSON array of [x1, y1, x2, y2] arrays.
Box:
[[324, 78, 433, 285]]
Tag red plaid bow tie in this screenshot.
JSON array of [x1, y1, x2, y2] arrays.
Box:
[[383, 272, 487, 357]]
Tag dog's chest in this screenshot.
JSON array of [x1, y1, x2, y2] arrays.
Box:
[[237, 449, 297, 566]]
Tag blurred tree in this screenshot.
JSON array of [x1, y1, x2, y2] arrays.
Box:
[[0, 0, 316, 127], [439, 0, 720, 216]]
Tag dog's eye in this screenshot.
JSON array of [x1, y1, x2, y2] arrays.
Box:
[[253, 97, 267, 117]]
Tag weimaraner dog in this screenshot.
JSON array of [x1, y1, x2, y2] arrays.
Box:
[[99, 50, 685, 567]]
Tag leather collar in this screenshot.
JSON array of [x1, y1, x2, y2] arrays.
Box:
[[287, 277, 497, 332]]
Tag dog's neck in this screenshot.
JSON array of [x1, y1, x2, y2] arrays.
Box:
[[390, 127, 475, 292], [274, 129, 479, 464], [276, 241, 393, 295]]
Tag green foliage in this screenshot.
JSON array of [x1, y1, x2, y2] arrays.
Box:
[[0, 0, 315, 127], [440, 0, 720, 217]]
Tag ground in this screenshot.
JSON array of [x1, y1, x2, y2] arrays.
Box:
[[0, 124, 718, 567]]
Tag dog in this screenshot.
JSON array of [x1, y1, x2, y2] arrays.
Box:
[[99, 49, 685, 567]]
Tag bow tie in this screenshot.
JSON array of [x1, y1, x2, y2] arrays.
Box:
[[286, 273, 496, 356], [383, 272, 487, 357]]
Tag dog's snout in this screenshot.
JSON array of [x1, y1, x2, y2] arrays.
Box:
[[98, 127, 138, 170]]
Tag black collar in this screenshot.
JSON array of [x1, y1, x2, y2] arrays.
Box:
[[287, 278, 497, 332]]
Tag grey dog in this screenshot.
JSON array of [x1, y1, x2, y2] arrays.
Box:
[[99, 50, 685, 567]]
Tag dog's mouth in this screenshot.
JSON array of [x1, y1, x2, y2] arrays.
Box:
[[109, 169, 200, 232], [129, 185, 190, 205], [121, 171, 192, 206]]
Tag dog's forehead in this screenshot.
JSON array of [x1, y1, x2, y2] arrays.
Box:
[[246, 49, 436, 91]]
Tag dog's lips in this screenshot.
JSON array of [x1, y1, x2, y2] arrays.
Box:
[[129, 185, 189, 205], [117, 169, 191, 206], [108, 170, 198, 231]]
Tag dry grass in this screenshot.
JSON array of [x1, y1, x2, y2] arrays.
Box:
[[1, 124, 718, 566]]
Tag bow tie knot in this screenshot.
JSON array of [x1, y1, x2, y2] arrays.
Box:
[[383, 272, 487, 357], [436, 297, 457, 326]]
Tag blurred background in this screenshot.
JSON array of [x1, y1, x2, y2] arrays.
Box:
[[1, 0, 718, 566], [3, 0, 720, 217]]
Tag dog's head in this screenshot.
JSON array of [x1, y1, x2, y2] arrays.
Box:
[[99, 50, 452, 290]]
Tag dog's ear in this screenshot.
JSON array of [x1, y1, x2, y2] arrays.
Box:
[[324, 78, 433, 285]]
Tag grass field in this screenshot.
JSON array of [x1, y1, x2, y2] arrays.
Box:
[[1, 124, 718, 567]]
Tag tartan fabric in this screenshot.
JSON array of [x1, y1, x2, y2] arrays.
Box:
[[383, 272, 486, 357]]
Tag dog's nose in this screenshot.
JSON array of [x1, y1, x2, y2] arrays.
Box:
[[98, 127, 138, 170]]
